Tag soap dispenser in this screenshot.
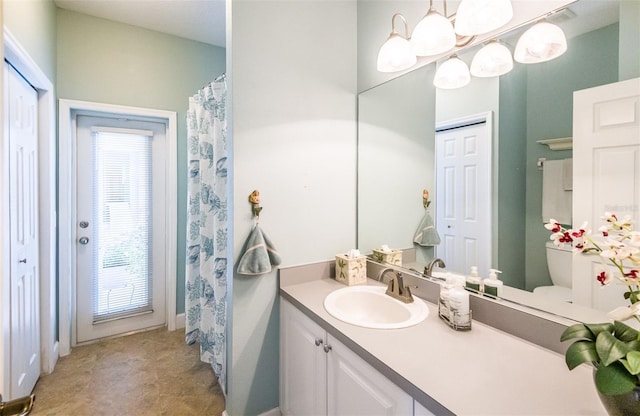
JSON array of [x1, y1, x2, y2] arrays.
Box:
[[483, 269, 503, 298], [465, 266, 482, 293]]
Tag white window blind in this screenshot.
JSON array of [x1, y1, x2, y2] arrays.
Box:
[[91, 128, 154, 323]]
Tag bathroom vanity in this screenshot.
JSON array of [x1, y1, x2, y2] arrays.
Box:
[[279, 261, 605, 415]]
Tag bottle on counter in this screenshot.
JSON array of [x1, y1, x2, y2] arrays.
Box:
[[465, 266, 482, 293], [438, 273, 453, 320], [483, 269, 503, 298], [448, 281, 471, 327]]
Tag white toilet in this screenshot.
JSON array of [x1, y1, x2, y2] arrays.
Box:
[[533, 241, 573, 302]]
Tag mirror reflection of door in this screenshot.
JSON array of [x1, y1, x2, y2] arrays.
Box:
[[573, 78, 640, 312], [435, 115, 492, 276], [75, 114, 167, 343]]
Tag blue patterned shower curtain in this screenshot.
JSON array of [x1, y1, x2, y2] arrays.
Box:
[[185, 73, 228, 390]]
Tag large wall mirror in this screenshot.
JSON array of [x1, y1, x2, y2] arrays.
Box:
[[358, 0, 639, 322]]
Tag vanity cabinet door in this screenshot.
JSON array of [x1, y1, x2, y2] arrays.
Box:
[[280, 299, 327, 416], [326, 334, 413, 415]]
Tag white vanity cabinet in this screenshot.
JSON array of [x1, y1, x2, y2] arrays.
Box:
[[280, 298, 414, 415]]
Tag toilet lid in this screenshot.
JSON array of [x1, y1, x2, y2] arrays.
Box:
[[533, 286, 572, 303]]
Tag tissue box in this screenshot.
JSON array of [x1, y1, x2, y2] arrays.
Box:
[[335, 254, 367, 286], [372, 249, 403, 266]]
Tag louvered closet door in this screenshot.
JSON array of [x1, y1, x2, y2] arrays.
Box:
[[75, 115, 167, 343]]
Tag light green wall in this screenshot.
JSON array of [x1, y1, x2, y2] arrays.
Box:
[[523, 24, 619, 291], [497, 64, 527, 289], [3, 0, 57, 82], [56, 9, 226, 314], [619, 0, 640, 81], [358, 64, 436, 264], [229, 1, 357, 414]]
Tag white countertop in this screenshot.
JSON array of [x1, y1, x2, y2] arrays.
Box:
[[281, 277, 606, 416]]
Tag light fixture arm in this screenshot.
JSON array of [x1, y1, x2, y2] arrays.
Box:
[[390, 13, 410, 38]]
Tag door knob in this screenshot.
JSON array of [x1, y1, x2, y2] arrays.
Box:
[[19, 258, 27, 264], [314, 339, 323, 346], [323, 344, 332, 353], [79, 237, 90, 245], [79, 221, 89, 228]]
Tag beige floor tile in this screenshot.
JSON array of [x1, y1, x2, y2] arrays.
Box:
[[29, 328, 225, 416]]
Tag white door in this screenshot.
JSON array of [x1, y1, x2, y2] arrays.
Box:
[[280, 299, 327, 416], [326, 334, 413, 415], [75, 114, 167, 343], [572, 77, 640, 311], [6, 62, 40, 399], [435, 117, 492, 276]]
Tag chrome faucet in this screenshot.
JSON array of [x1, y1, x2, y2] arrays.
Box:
[[378, 268, 414, 303], [425, 258, 446, 277]]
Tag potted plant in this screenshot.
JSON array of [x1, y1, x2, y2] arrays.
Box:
[[547, 213, 640, 414]]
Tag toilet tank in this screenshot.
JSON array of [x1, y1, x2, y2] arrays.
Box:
[[545, 241, 573, 288]]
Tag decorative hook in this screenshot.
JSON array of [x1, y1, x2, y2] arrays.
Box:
[[422, 189, 432, 209], [249, 190, 263, 218]]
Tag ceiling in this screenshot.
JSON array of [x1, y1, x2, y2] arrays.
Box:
[[55, 0, 226, 48]]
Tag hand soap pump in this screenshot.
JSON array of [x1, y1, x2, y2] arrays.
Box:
[[465, 266, 482, 293], [483, 269, 503, 298]]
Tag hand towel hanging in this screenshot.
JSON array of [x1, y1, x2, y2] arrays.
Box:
[[237, 225, 282, 275], [414, 189, 441, 246]]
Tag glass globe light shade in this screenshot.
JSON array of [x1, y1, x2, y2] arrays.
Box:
[[455, 0, 513, 36], [514, 21, 567, 64], [434, 55, 471, 89], [410, 9, 456, 57], [377, 33, 417, 73], [470, 40, 513, 77]]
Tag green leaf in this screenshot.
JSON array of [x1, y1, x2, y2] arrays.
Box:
[[565, 340, 598, 370], [561, 323, 596, 342], [595, 363, 638, 396], [613, 321, 640, 342], [586, 322, 615, 338], [622, 351, 640, 375], [597, 331, 630, 366]]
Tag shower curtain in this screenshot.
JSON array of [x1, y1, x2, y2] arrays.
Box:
[[185, 73, 228, 390]]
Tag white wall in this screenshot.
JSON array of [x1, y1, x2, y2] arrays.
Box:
[[228, 1, 357, 414]]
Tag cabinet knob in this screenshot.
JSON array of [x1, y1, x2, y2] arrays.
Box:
[[323, 344, 332, 353], [315, 339, 323, 347]]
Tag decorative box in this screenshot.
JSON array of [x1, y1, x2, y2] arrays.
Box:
[[372, 249, 403, 266], [335, 254, 367, 286]]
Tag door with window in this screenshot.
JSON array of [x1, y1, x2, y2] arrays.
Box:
[[75, 115, 167, 343], [435, 117, 492, 276]]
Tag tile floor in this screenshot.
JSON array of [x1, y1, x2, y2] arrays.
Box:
[[29, 328, 225, 416]]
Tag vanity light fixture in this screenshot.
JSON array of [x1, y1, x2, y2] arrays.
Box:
[[470, 40, 513, 77], [454, 0, 513, 36], [376, 13, 417, 73], [514, 20, 567, 64], [410, 1, 456, 57], [433, 55, 470, 89]]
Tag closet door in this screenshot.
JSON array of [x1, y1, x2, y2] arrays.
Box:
[[6, 62, 40, 400]]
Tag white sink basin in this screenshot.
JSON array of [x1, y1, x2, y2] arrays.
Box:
[[323, 285, 429, 329]]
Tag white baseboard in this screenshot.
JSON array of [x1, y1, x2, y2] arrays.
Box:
[[222, 407, 279, 416], [258, 408, 281, 416], [175, 313, 185, 329]]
